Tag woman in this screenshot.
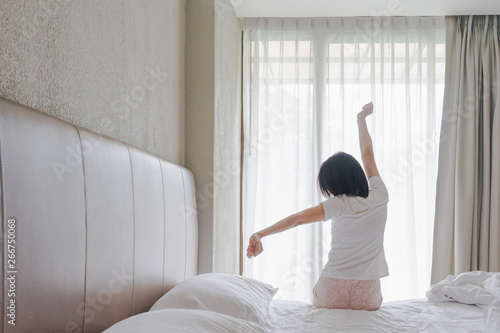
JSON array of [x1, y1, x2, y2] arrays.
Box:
[[246, 102, 389, 311]]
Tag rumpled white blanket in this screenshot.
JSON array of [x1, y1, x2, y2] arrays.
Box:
[[426, 271, 500, 333]]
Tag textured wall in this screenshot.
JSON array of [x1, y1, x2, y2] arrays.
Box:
[[0, 0, 185, 163]]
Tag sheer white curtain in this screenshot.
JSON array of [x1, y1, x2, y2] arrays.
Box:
[[242, 17, 446, 302]]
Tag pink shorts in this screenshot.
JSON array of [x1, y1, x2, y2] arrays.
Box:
[[312, 276, 382, 311]]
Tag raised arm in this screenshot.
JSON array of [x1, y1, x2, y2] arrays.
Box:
[[246, 204, 325, 259], [357, 102, 380, 179]]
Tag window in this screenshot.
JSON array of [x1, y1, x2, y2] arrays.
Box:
[[242, 17, 446, 302]]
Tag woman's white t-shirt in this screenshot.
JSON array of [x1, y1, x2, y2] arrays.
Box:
[[320, 176, 389, 280]]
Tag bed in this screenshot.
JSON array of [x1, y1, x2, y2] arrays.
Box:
[[102, 296, 490, 332], [0, 96, 197, 333], [1, 96, 498, 333], [100, 272, 498, 333]]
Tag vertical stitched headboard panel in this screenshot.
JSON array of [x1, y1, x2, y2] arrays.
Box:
[[0, 97, 198, 333]]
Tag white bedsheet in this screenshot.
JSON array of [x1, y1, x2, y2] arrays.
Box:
[[103, 298, 486, 332], [426, 271, 499, 307], [426, 271, 500, 333], [265, 299, 485, 332]]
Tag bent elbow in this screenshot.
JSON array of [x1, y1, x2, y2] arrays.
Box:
[[293, 213, 306, 227]]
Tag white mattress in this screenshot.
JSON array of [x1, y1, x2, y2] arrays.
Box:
[[104, 298, 487, 333], [265, 299, 485, 332]]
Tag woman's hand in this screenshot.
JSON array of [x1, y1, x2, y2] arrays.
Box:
[[358, 102, 373, 119], [247, 233, 263, 259], [246, 206, 325, 259]]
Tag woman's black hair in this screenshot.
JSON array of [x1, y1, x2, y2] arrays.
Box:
[[318, 152, 369, 198]]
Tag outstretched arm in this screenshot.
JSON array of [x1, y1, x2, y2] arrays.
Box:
[[357, 102, 380, 179], [246, 204, 325, 259]]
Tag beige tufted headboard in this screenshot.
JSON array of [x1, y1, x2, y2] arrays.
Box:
[[0, 97, 198, 333]]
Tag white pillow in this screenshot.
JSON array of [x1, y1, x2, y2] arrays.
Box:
[[103, 308, 265, 333], [150, 273, 278, 325]]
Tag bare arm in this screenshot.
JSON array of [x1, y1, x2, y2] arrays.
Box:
[[357, 102, 380, 179], [246, 204, 325, 259]]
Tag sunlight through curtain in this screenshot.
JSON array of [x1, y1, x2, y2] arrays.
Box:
[[242, 17, 446, 302]]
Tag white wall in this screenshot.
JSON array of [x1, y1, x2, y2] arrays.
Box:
[[232, 0, 500, 17], [0, 0, 185, 163]]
